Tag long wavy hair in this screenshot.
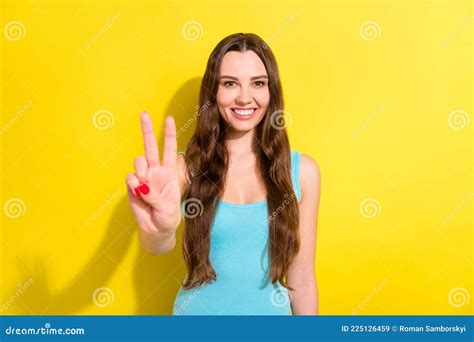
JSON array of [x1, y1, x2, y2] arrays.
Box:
[[181, 33, 300, 290]]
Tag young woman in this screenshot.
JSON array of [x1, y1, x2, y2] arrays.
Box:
[[125, 33, 321, 315]]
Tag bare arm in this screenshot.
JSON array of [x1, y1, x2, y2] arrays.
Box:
[[287, 154, 321, 314]]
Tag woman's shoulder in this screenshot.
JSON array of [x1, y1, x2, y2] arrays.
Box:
[[299, 153, 319, 174], [295, 151, 320, 201], [291, 149, 319, 172]]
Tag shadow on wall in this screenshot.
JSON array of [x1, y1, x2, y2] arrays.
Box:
[[10, 78, 202, 315], [132, 77, 202, 314]]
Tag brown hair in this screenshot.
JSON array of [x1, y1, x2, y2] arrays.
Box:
[[181, 33, 300, 290]]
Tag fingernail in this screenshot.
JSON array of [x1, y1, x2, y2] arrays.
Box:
[[134, 187, 141, 197], [139, 183, 150, 195]]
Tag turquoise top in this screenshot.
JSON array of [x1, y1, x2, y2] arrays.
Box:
[[173, 149, 302, 315]]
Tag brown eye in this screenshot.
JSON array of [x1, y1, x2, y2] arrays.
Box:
[[223, 81, 237, 87], [254, 81, 266, 87]]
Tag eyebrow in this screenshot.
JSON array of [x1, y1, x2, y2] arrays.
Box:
[[220, 75, 269, 81]]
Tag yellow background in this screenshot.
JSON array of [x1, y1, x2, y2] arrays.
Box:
[[1, 0, 472, 315]]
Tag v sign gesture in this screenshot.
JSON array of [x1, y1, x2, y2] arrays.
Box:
[[126, 112, 183, 254]]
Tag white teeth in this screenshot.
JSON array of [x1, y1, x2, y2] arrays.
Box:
[[232, 109, 256, 116]]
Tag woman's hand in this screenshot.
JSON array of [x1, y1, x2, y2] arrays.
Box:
[[126, 112, 182, 236]]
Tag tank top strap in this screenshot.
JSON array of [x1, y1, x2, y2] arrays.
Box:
[[290, 149, 302, 203]]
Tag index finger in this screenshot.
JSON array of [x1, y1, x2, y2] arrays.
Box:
[[140, 111, 160, 167]]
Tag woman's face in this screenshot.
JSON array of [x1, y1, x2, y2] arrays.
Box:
[[216, 50, 270, 133]]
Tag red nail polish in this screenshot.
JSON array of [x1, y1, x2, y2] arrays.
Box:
[[139, 183, 150, 195], [134, 187, 141, 197]]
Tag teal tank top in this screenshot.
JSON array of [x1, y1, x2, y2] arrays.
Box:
[[173, 149, 302, 315]]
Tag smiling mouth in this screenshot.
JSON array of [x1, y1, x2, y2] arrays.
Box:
[[231, 108, 258, 116]]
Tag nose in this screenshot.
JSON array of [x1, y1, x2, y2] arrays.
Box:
[[236, 86, 252, 105]]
